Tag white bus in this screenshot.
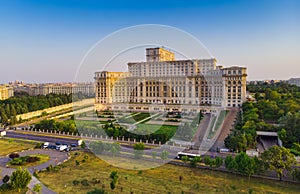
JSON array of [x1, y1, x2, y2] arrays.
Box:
[[177, 152, 201, 159]]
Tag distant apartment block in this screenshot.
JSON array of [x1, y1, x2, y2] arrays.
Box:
[[13, 82, 95, 96], [0, 85, 14, 100], [95, 47, 247, 112], [288, 78, 300, 87]]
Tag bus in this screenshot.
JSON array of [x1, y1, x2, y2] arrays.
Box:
[[177, 152, 201, 159]]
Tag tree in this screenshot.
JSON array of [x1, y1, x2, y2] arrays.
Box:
[[203, 156, 222, 170], [278, 128, 287, 143], [10, 167, 32, 192], [109, 171, 118, 190], [133, 143, 145, 159], [203, 156, 211, 166], [224, 133, 248, 152], [110, 143, 121, 156], [81, 141, 86, 148], [89, 141, 106, 154], [160, 150, 169, 160], [279, 112, 300, 147], [225, 155, 237, 172], [152, 151, 157, 160], [33, 184, 42, 194], [190, 156, 201, 168], [261, 146, 296, 180], [234, 152, 256, 179], [181, 155, 189, 164], [214, 157, 223, 169]]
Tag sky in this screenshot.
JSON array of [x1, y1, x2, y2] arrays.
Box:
[[0, 0, 299, 83]]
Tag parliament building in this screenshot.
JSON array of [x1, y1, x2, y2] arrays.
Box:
[[95, 47, 247, 113]]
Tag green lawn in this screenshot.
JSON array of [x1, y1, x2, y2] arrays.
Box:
[[134, 124, 177, 138], [37, 151, 300, 194], [0, 139, 35, 156], [214, 110, 229, 131], [75, 120, 99, 126], [118, 112, 154, 124], [207, 116, 217, 139], [208, 110, 229, 139]]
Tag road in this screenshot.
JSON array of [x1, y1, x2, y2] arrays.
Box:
[[6, 131, 79, 145], [5, 130, 226, 160]]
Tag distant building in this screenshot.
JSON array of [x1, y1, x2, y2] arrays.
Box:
[[95, 47, 247, 112], [0, 85, 14, 100], [288, 78, 300, 87], [12, 82, 95, 96]]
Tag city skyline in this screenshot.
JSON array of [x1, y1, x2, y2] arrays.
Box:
[[0, 0, 299, 83]]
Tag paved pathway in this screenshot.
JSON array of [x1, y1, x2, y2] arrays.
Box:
[[0, 149, 69, 194]]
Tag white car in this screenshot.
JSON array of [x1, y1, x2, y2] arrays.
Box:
[[57, 145, 68, 151], [43, 142, 49, 149]]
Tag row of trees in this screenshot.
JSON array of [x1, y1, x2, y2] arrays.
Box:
[[225, 82, 300, 151], [0, 93, 74, 126], [34, 119, 77, 134], [89, 141, 122, 156], [181, 146, 297, 181]]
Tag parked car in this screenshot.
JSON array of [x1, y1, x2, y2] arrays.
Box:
[[48, 145, 57, 149], [42, 142, 49, 149], [70, 144, 77, 147], [61, 145, 68, 151], [55, 142, 62, 146]]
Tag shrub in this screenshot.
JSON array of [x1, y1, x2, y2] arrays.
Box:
[[10, 158, 24, 165], [9, 153, 19, 159], [72, 180, 80, 186], [0, 183, 10, 191], [46, 165, 53, 172], [33, 184, 42, 194], [26, 156, 40, 163], [110, 181, 115, 190]]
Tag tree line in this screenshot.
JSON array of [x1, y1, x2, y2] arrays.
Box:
[[0, 93, 73, 126], [34, 119, 77, 134], [182, 145, 297, 181]]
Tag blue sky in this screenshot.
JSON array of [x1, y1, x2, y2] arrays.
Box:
[[0, 0, 299, 83]]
